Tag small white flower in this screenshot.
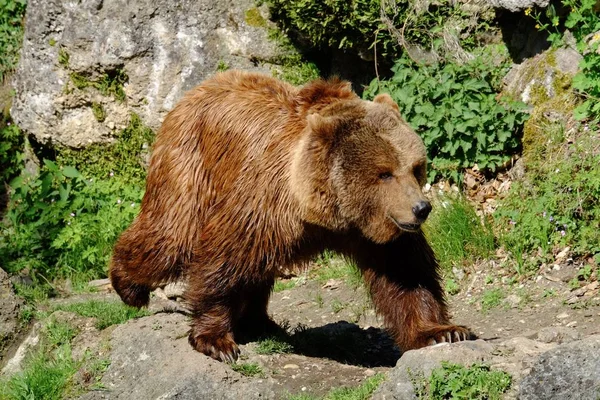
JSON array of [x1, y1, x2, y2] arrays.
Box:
[[130, 203, 135, 207], [117, 199, 122, 204], [67, 221, 71, 225], [109, 172, 114, 177], [70, 213, 75, 217]]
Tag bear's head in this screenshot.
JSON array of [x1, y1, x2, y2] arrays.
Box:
[[292, 93, 431, 244]]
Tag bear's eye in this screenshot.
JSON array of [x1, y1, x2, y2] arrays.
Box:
[[378, 171, 394, 181]]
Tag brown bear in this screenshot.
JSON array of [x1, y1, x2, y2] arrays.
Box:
[[110, 70, 474, 362]]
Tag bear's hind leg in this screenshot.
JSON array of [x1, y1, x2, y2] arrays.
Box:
[[110, 226, 180, 308]]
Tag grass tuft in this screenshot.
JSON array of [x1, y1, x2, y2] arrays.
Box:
[[54, 300, 150, 329]]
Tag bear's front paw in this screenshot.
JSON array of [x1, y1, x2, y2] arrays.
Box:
[[188, 330, 240, 363], [424, 325, 476, 346]]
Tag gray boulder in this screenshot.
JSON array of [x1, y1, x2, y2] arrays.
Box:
[[485, 0, 550, 12], [373, 340, 495, 399], [519, 334, 600, 400], [12, 0, 289, 148], [78, 313, 276, 400]]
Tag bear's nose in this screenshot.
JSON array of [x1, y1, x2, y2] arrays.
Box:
[[412, 200, 432, 221]]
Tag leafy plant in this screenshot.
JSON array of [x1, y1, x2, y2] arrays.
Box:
[[0, 0, 26, 81], [230, 362, 264, 377], [481, 288, 504, 312], [69, 68, 128, 102], [0, 160, 144, 282], [364, 46, 529, 182], [0, 117, 23, 184], [420, 362, 511, 400]]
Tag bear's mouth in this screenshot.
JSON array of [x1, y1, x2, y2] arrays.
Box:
[[388, 216, 421, 232]]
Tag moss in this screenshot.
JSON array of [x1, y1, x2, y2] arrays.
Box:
[[245, 7, 267, 28], [68, 69, 127, 102], [272, 56, 320, 85], [91, 102, 106, 122], [56, 113, 154, 184], [216, 60, 229, 72], [522, 92, 579, 165]]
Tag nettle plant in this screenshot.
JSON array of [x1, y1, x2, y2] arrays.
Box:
[[0, 160, 143, 282], [364, 48, 529, 182]]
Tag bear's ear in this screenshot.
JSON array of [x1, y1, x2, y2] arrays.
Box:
[[373, 93, 400, 112]]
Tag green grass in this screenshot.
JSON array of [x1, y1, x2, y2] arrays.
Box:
[[287, 374, 385, 400], [496, 119, 600, 274], [230, 362, 264, 377], [54, 300, 150, 329], [425, 195, 495, 272], [255, 337, 294, 355], [274, 278, 296, 292], [0, 318, 79, 400], [480, 289, 504, 313], [312, 251, 363, 289], [416, 362, 511, 400]]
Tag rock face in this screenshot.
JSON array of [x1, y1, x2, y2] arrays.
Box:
[[11, 0, 288, 148], [0, 268, 24, 362], [78, 313, 276, 400], [485, 0, 550, 12], [519, 335, 600, 400]]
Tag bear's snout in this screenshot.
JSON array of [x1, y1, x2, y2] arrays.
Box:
[[412, 200, 432, 222]]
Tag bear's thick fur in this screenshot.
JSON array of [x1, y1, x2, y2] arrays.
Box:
[[110, 70, 473, 361]]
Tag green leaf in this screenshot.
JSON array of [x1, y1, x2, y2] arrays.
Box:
[[62, 166, 80, 178]]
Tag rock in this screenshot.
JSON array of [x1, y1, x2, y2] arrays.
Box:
[[485, 0, 549, 12], [0, 268, 24, 361], [519, 335, 600, 400], [12, 0, 292, 148], [77, 313, 276, 399], [535, 326, 581, 344], [373, 340, 495, 399], [503, 48, 582, 106], [505, 294, 522, 309]]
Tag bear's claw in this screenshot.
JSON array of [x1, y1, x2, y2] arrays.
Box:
[[424, 325, 475, 346], [189, 331, 240, 362]]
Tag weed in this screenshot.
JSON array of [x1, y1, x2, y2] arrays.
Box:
[[255, 337, 294, 355], [230, 362, 264, 377], [331, 299, 345, 314], [419, 362, 511, 400], [274, 279, 296, 292], [481, 288, 504, 312], [91, 102, 106, 122], [444, 278, 460, 295], [216, 60, 229, 72], [424, 195, 495, 272], [542, 289, 555, 298], [0, 117, 23, 184], [54, 300, 150, 329], [314, 292, 324, 308], [58, 46, 69, 67]]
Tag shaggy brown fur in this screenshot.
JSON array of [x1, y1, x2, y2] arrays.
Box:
[[110, 70, 474, 362]]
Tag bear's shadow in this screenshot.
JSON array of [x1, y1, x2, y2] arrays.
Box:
[[243, 321, 401, 368]]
